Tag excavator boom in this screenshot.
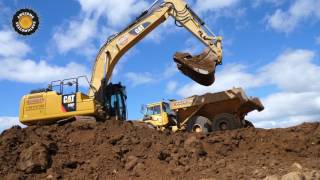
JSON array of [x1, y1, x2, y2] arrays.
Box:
[[89, 0, 223, 97], [19, 0, 223, 125]]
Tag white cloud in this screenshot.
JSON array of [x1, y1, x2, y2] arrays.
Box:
[[0, 117, 25, 133], [53, 17, 98, 54], [253, 0, 286, 8], [53, 0, 149, 55], [53, 0, 240, 56], [267, 0, 320, 33], [0, 31, 30, 57], [194, 0, 240, 13], [260, 49, 320, 92], [176, 49, 320, 128], [0, 30, 90, 84], [166, 81, 178, 94], [77, 0, 148, 27], [249, 92, 320, 128], [163, 63, 179, 79], [0, 58, 89, 84], [191, 0, 246, 32], [249, 49, 320, 127], [125, 72, 155, 87], [267, 9, 297, 33]]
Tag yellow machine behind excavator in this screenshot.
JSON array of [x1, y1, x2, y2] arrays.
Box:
[[19, 0, 223, 125], [141, 88, 264, 133]]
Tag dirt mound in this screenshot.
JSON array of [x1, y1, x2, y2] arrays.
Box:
[[0, 120, 319, 179]]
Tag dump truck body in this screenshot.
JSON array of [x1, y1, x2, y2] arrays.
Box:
[[170, 87, 264, 123], [142, 87, 264, 132]]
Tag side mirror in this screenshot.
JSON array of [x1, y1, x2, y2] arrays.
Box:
[[47, 84, 52, 90], [140, 104, 147, 114]]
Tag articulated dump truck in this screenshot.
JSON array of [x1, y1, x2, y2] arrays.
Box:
[[141, 88, 264, 133]]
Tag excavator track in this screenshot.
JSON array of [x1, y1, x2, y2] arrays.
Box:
[[41, 104, 106, 126]]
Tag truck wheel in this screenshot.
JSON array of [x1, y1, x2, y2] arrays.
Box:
[[211, 113, 242, 132], [244, 120, 254, 128], [187, 116, 212, 134]]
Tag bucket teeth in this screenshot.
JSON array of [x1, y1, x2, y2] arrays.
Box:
[[173, 48, 217, 86]]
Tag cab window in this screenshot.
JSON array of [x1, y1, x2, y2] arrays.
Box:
[[146, 105, 161, 115]]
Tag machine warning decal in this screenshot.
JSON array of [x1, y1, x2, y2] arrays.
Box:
[[62, 94, 76, 112], [129, 22, 151, 36], [12, 8, 39, 35], [27, 96, 44, 105]]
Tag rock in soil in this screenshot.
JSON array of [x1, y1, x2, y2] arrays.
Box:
[[17, 143, 51, 174]]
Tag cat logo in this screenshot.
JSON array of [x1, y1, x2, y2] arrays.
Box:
[[63, 95, 75, 104], [62, 94, 76, 112], [12, 8, 39, 35]]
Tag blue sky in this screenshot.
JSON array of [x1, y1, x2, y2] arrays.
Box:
[[0, 0, 320, 131]]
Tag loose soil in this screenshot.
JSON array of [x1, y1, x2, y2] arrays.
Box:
[[0, 120, 319, 179]]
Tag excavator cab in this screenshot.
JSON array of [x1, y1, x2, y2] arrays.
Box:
[[99, 82, 127, 121]]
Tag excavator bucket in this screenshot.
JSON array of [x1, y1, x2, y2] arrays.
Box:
[[173, 48, 217, 86]]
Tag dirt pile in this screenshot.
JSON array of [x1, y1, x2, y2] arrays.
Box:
[[0, 120, 319, 179]]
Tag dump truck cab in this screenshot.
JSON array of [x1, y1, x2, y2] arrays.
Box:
[[141, 88, 264, 133], [142, 101, 176, 129]]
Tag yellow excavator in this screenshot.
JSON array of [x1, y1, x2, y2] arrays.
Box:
[[19, 0, 223, 125]]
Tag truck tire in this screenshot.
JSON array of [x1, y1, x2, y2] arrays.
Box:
[[211, 113, 242, 132], [187, 116, 212, 134], [244, 120, 254, 128]]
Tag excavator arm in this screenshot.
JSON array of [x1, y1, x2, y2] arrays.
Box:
[[89, 0, 222, 96]]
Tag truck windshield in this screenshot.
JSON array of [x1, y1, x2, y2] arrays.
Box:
[[146, 105, 161, 115]]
